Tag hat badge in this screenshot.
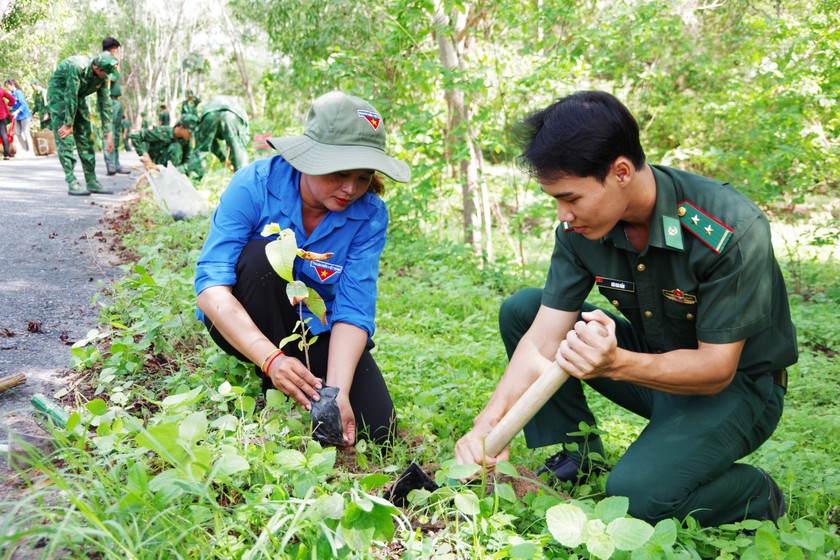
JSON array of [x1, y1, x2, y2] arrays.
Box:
[[357, 109, 381, 130]]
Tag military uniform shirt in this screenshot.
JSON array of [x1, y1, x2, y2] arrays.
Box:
[[129, 125, 190, 168], [47, 55, 112, 130], [542, 164, 797, 376]]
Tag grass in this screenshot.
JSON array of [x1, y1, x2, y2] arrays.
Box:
[[0, 179, 837, 559]]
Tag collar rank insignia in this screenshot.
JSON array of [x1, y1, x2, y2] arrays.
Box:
[[676, 200, 733, 254], [663, 288, 697, 304], [310, 260, 343, 282], [357, 110, 381, 130]]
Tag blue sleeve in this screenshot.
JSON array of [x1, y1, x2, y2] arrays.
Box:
[[194, 166, 265, 296], [330, 199, 388, 337]]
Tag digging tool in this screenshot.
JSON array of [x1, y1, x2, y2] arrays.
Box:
[[387, 322, 608, 507]]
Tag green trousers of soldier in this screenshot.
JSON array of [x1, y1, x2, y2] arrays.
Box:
[[499, 288, 785, 526], [50, 102, 98, 187], [104, 98, 124, 173], [190, 110, 249, 179]]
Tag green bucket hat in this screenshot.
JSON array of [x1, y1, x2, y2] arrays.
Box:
[[92, 51, 120, 81], [267, 91, 410, 183]]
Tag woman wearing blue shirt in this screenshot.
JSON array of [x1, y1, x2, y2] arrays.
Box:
[[196, 92, 410, 445], [4, 79, 33, 157]]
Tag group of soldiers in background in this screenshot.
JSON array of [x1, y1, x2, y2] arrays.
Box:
[[37, 36, 251, 196]]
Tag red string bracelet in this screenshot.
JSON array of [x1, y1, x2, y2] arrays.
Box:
[[263, 350, 285, 376]]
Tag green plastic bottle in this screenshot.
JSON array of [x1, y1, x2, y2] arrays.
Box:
[[31, 393, 70, 428]]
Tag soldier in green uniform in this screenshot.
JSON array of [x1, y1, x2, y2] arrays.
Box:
[[455, 91, 795, 527], [48, 51, 119, 195], [185, 95, 250, 180], [158, 104, 170, 126], [141, 111, 151, 130], [30, 82, 50, 130], [129, 114, 197, 171], [104, 81, 130, 175], [179, 89, 200, 118], [122, 113, 132, 151]]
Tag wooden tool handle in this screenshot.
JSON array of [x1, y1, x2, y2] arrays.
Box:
[[0, 373, 26, 393], [483, 361, 569, 458]]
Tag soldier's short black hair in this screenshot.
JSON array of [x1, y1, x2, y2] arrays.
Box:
[[102, 37, 121, 51], [515, 90, 646, 183]]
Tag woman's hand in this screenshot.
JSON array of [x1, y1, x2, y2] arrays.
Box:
[[336, 391, 356, 446], [265, 354, 323, 410]]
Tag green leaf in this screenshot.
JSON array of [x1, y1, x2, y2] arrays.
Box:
[[286, 280, 308, 306], [266, 236, 298, 282], [276, 449, 307, 470], [607, 517, 655, 551], [546, 503, 587, 548], [305, 288, 328, 324], [648, 518, 677, 547], [179, 412, 208, 444], [359, 473, 390, 492], [265, 389, 286, 409], [454, 491, 481, 516], [127, 461, 149, 495], [161, 386, 203, 409], [213, 453, 250, 478], [494, 460, 519, 477], [316, 493, 345, 520], [594, 495, 629, 522], [85, 399, 108, 416], [494, 482, 518, 503], [509, 542, 537, 559], [587, 531, 615, 560], [446, 462, 480, 480]]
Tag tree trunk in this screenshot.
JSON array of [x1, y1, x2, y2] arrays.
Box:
[[220, 2, 258, 117], [433, 8, 485, 254]]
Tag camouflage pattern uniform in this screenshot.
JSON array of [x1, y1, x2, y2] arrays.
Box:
[[104, 81, 129, 174], [186, 95, 249, 180], [179, 90, 200, 118], [31, 85, 50, 130], [129, 124, 192, 171], [47, 53, 114, 193]]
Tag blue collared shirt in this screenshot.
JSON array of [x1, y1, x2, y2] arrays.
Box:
[[11, 90, 31, 120], [195, 155, 388, 337]]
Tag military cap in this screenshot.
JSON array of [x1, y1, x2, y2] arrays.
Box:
[[92, 51, 120, 81]]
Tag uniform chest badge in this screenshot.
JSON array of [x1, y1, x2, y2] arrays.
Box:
[[663, 288, 697, 304], [310, 260, 343, 282], [596, 276, 635, 292]]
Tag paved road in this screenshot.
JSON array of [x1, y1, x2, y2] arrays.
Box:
[[0, 148, 139, 484]]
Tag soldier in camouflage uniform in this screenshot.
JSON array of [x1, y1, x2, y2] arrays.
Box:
[[47, 51, 119, 195], [129, 114, 197, 171], [185, 95, 250, 180], [104, 81, 130, 175], [30, 82, 50, 130], [179, 89, 200, 118]]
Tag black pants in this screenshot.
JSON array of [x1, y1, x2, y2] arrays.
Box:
[[204, 239, 395, 442], [1, 118, 10, 157]]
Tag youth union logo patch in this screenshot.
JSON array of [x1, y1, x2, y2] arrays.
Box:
[[311, 260, 343, 282], [357, 110, 381, 130]]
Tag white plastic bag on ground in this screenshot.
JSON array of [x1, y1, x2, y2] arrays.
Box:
[[146, 163, 209, 220]]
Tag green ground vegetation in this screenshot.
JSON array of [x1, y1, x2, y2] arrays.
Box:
[[0, 175, 837, 559]]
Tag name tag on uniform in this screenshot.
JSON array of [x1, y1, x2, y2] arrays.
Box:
[[595, 276, 635, 292]]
